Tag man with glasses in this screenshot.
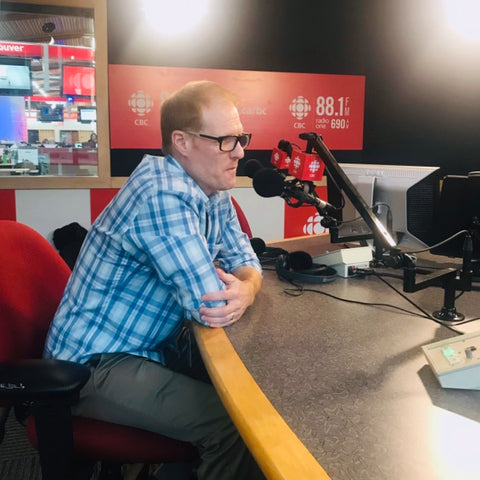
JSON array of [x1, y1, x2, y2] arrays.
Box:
[[44, 81, 264, 479]]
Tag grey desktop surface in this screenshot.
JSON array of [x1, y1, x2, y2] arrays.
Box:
[[226, 268, 480, 480]]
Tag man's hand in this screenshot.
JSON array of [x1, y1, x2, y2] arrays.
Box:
[[199, 267, 262, 327]]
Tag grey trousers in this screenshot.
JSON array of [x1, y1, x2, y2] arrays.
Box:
[[72, 330, 265, 480]]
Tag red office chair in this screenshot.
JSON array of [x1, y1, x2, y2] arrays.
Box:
[[231, 196, 253, 238], [0, 220, 196, 480]]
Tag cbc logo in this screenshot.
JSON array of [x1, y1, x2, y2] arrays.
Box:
[[128, 90, 154, 126], [293, 155, 301, 170], [303, 212, 327, 236], [309, 159, 321, 173], [289, 95, 311, 128]]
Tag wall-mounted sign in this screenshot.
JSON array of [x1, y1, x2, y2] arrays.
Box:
[[109, 65, 365, 151], [0, 41, 94, 62]]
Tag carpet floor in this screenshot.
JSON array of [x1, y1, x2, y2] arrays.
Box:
[[0, 410, 41, 480]]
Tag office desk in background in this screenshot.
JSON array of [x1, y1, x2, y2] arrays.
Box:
[[195, 235, 480, 480]]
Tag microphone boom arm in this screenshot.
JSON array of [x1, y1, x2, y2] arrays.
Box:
[[299, 132, 397, 254]]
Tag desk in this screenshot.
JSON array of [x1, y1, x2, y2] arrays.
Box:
[[195, 235, 480, 480]]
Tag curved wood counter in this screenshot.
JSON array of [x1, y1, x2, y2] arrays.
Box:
[[195, 234, 480, 480], [194, 235, 338, 479], [194, 325, 332, 480]]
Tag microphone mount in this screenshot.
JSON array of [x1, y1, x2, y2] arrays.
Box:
[[281, 178, 313, 208], [401, 233, 474, 322], [299, 132, 397, 255], [281, 177, 336, 218]]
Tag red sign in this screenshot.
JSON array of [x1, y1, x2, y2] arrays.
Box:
[[0, 42, 94, 62], [109, 65, 365, 151], [48, 45, 94, 62], [0, 42, 43, 57], [61, 64, 95, 97]]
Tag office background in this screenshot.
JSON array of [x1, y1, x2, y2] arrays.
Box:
[[108, 0, 480, 175], [1, 0, 479, 240]]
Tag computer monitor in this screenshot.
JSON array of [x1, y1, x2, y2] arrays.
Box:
[[77, 106, 96, 123], [37, 103, 64, 123], [431, 172, 480, 270], [327, 163, 441, 250], [0, 57, 32, 97], [61, 63, 95, 98]]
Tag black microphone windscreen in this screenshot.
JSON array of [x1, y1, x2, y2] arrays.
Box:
[[252, 168, 285, 198], [244, 159, 264, 179], [250, 237, 266, 254], [278, 139, 293, 157], [288, 251, 313, 270]]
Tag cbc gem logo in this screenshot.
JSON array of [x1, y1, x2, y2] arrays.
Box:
[[128, 90, 154, 117], [289, 95, 311, 120]]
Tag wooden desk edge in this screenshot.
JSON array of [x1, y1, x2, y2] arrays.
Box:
[[194, 325, 332, 480], [268, 233, 349, 257]]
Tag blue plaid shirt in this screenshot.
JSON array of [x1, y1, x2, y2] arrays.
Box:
[[44, 155, 261, 364]]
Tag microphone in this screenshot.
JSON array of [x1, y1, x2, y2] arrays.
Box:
[[244, 159, 265, 179], [252, 167, 336, 214], [288, 149, 325, 182], [272, 140, 324, 181], [271, 140, 294, 170], [252, 168, 285, 197], [277, 139, 293, 157], [271, 147, 291, 170]]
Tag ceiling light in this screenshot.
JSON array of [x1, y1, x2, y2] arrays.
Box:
[[142, 0, 211, 36]]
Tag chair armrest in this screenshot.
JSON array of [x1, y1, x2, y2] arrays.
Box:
[[0, 360, 90, 478], [0, 359, 90, 403]]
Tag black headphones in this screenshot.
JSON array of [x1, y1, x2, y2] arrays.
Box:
[[250, 237, 288, 265], [275, 251, 337, 284]]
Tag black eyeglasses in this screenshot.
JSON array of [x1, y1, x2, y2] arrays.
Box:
[[186, 131, 252, 152]]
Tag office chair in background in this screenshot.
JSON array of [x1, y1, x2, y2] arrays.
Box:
[[0, 220, 196, 480], [231, 196, 253, 238]]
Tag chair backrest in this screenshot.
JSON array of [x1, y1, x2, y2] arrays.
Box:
[[0, 207, 249, 360], [231, 196, 253, 238], [0, 220, 70, 361]]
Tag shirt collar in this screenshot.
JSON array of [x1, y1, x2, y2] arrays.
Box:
[[164, 154, 224, 206]]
